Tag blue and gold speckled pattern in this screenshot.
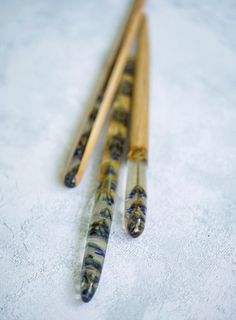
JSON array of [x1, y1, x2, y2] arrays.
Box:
[[125, 151, 147, 238], [80, 58, 135, 303], [64, 90, 104, 188]]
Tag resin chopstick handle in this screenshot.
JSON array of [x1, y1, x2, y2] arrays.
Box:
[[125, 16, 149, 238], [80, 58, 135, 303], [125, 158, 147, 237], [64, 0, 145, 188]]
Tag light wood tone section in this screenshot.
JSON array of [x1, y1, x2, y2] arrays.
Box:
[[63, 11, 125, 179], [129, 15, 149, 159], [75, 0, 146, 185]]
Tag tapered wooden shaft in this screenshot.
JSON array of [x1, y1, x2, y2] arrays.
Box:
[[129, 15, 149, 160]]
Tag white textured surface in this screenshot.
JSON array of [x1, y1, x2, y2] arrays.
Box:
[[1, 0, 236, 319]]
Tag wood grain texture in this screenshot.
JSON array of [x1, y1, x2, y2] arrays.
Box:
[[129, 15, 149, 158], [74, 0, 146, 185], [1, 0, 236, 318]]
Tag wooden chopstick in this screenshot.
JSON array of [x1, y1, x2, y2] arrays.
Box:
[[125, 15, 149, 238], [64, 0, 145, 188]]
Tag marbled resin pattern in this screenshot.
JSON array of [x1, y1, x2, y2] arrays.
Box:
[[80, 58, 135, 303], [125, 156, 147, 238], [64, 92, 103, 188], [1, 1, 236, 318]]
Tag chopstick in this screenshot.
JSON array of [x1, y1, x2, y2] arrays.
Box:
[[64, 0, 145, 188], [80, 57, 135, 303], [125, 15, 149, 238]]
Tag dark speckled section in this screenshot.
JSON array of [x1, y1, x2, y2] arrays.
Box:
[[80, 269, 100, 303], [125, 159, 147, 238], [127, 190, 147, 237], [80, 58, 135, 303], [64, 96, 102, 188]]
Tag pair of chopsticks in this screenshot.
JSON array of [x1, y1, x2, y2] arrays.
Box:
[[64, 0, 149, 302], [64, 0, 146, 188]]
